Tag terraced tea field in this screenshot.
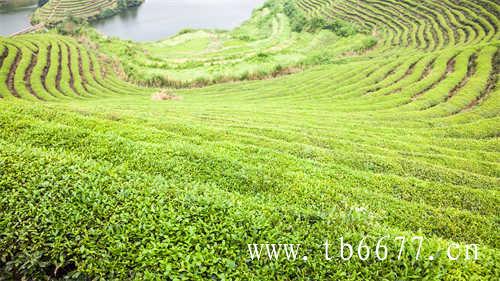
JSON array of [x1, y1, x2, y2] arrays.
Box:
[[0, 33, 147, 100], [0, 0, 499, 280], [88, 3, 375, 87], [31, 0, 141, 24]]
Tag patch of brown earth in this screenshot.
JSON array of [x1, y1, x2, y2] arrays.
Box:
[[0, 47, 8, 98], [41, 44, 51, 94], [24, 51, 43, 100], [365, 64, 402, 94], [66, 44, 79, 95], [411, 56, 456, 101], [417, 58, 436, 82], [395, 59, 420, 84], [460, 50, 499, 113], [445, 54, 477, 101], [56, 44, 64, 94], [7, 48, 21, 98], [152, 90, 182, 101], [76, 47, 89, 92]]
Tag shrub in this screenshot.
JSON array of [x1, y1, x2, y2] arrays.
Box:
[[99, 8, 118, 19], [55, 16, 86, 35], [282, 1, 357, 35], [283, 1, 308, 32]]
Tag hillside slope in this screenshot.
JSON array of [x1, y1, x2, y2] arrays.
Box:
[[0, 33, 150, 100], [0, 0, 498, 279], [31, 0, 143, 24], [86, 1, 376, 87]]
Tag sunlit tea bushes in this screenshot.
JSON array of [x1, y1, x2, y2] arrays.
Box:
[[0, 0, 499, 279], [0, 33, 149, 100], [31, 0, 144, 24]]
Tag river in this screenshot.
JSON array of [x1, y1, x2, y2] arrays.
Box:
[[93, 0, 266, 42], [0, 0, 265, 41]]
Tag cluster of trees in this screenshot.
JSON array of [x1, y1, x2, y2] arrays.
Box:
[[282, 0, 357, 36], [38, 0, 49, 7], [96, 0, 144, 21], [117, 0, 143, 9]]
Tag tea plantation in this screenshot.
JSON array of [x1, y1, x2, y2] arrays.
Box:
[[0, 0, 498, 280], [32, 0, 144, 24]]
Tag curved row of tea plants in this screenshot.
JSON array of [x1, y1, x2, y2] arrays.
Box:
[[0, 34, 149, 100], [298, 0, 499, 51], [32, 0, 144, 24], [0, 0, 498, 279]]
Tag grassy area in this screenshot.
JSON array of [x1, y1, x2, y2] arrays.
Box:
[[0, 0, 499, 279], [86, 0, 376, 87]]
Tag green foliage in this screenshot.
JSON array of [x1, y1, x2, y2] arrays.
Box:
[[283, 0, 308, 32], [54, 16, 86, 35], [97, 8, 118, 20], [32, 0, 145, 24], [283, 1, 357, 35], [0, 0, 499, 279]]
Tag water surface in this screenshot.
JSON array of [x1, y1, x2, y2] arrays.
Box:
[[93, 0, 266, 42], [0, 0, 38, 36], [0, 0, 265, 41]]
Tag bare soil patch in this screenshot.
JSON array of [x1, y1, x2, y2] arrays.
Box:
[[151, 90, 182, 101], [24, 52, 43, 100], [7, 48, 21, 98]]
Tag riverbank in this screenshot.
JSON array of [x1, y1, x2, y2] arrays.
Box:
[[93, 0, 266, 42]]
